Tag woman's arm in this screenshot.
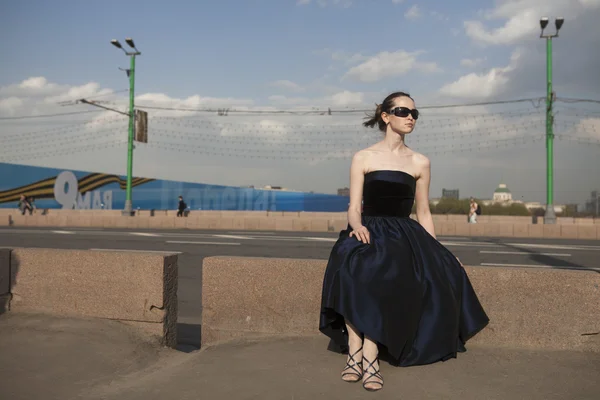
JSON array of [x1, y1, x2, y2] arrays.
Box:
[[414, 154, 436, 240], [347, 151, 366, 231]]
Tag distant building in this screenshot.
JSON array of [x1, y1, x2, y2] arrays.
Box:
[[493, 183, 512, 203], [337, 187, 350, 196], [585, 190, 599, 215], [478, 183, 566, 213], [262, 185, 288, 191], [442, 189, 459, 200]]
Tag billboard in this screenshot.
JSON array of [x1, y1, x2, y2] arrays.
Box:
[[0, 162, 349, 212]]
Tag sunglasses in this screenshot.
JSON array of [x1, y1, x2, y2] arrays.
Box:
[[388, 107, 419, 120]]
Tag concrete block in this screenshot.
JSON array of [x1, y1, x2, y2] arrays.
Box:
[[216, 217, 234, 230], [136, 217, 150, 229], [9, 248, 178, 347], [498, 223, 515, 237], [483, 224, 501, 237], [0, 249, 10, 295], [201, 257, 600, 353], [231, 217, 245, 230], [243, 218, 260, 230], [543, 225, 561, 239], [529, 224, 543, 237], [202, 257, 324, 346], [282, 211, 300, 218], [330, 219, 348, 233], [310, 219, 328, 232], [560, 225, 579, 239], [274, 218, 293, 231], [466, 266, 600, 352], [438, 222, 456, 236], [469, 223, 485, 236], [292, 219, 311, 231], [455, 223, 470, 236], [577, 225, 597, 240], [513, 224, 529, 237], [258, 218, 276, 230]]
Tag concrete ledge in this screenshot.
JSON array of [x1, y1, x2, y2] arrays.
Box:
[[0, 249, 10, 296], [5, 248, 178, 347], [201, 256, 600, 352], [1, 210, 598, 239]]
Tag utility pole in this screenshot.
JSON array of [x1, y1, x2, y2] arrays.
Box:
[[111, 38, 141, 216], [539, 17, 564, 224]]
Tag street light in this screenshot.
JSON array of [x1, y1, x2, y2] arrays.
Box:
[[539, 17, 564, 224], [111, 37, 141, 216]]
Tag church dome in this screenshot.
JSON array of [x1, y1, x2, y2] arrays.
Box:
[[494, 183, 511, 194]]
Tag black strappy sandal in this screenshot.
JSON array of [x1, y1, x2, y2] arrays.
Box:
[[341, 345, 363, 383], [362, 355, 384, 392]]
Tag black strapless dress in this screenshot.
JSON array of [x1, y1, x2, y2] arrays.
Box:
[[319, 170, 489, 367]]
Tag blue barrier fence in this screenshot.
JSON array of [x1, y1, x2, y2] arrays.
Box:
[[0, 162, 349, 212]]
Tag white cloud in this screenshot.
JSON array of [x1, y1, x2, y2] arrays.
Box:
[[268, 90, 366, 108], [404, 5, 421, 20], [19, 77, 51, 89], [342, 50, 441, 83], [464, 0, 600, 45], [327, 90, 365, 106], [0, 97, 24, 116], [439, 49, 522, 98], [269, 80, 305, 93], [460, 58, 486, 68]]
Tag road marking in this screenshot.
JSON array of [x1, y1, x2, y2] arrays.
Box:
[[130, 232, 162, 237], [89, 248, 183, 254], [480, 263, 600, 271], [480, 250, 572, 257], [507, 243, 600, 251], [440, 241, 501, 248], [52, 230, 75, 234], [228, 231, 276, 235], [166, 240, 241, 246], [304, 237, 338, 242], [212, 234, 252, 240]]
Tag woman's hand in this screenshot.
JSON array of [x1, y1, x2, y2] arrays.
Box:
[[349, 225, 370, 244]]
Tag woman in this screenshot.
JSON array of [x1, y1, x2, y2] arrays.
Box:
[[319, 91, 489, 392], [469, 198, 478, 224]]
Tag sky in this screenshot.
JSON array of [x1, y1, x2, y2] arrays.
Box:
[[1, 0, 599, 207]]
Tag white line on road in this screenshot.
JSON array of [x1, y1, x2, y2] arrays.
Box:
[[89, 248, 183, 254], [165, 240, 241, 246], [507, 243, 600, 251], [480, 263, 600, 271], [130, 232, 162, 237], [480, 250, 571, 257], [52, 230, 75, 235], [228, 231, 276, 235], [212, 234, 253, 240], [440, 241, 501, 248], [304, 237, 338, 242]]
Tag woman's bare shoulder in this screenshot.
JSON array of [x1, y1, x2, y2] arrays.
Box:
[[409, 149, 430, 167]]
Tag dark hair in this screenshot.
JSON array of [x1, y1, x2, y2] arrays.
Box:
[[363, 91, 414, 132]]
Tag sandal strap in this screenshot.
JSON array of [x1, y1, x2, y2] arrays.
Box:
[[362, 355, 383, 387], [342, 345, 363, 376]]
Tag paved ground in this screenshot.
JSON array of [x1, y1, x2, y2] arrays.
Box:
[[1, 313, 599, 400], [2, 227, 599, 349]]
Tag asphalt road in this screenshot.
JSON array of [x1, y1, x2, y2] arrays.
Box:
[[2, 227, 599, 349]]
